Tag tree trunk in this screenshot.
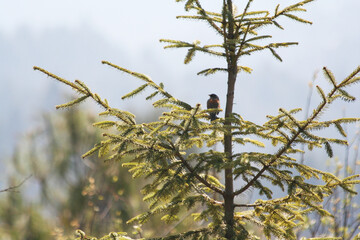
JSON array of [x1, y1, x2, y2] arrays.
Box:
[[223, 0, 237, 237], [224, 63, 237, 239]]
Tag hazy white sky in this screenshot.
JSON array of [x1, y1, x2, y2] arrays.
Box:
[[1, 0, 359, 56]]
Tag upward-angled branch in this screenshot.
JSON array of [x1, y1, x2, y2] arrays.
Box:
[[194, 0, 224, 35], [234, 67, 360, 196]]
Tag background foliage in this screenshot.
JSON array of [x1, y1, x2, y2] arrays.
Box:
[[0, 107, 194, 239]]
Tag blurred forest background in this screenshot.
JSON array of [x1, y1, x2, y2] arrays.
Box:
[[1, 0, 360, 239]]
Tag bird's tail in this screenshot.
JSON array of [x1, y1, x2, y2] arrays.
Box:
[[209, 113, 218, 121]]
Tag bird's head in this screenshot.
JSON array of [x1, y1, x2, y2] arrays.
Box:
[[209, 94, 219, 99]]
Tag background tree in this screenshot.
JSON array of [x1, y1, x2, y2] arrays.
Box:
[[1, 107, 189, 239], [34, 0, 360, 239], [297, 127, 360, 239]]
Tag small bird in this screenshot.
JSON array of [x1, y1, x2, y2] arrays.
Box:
[[207, 94, 220, 121]]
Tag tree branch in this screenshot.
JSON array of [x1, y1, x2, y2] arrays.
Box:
[[170, 104, 224, 195], [234, 203, 262, 208], [194, 0, 224, 36], [0, 175, 32, 193], [234, 69, 348, 196], [174, 151, 224, 195]]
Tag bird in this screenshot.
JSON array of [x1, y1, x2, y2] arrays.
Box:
[[207, 94, 220, 121]]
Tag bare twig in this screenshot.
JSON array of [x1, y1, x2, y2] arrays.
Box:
[[300, 70, 318, 164], [0, 175, 32, 193]]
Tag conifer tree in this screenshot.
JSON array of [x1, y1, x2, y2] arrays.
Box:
[[34, 0, 360, 239]]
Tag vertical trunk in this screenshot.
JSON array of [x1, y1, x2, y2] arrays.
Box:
[[223, 0, 237, 238], [224, 68, 236, 239]]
